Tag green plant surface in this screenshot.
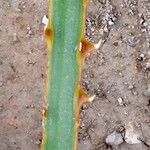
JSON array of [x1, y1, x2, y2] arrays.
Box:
[[41, 0, 94, 150]]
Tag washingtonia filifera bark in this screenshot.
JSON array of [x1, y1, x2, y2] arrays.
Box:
[[41, 0, 98, 149]]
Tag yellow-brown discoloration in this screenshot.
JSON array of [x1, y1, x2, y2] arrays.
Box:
[[80, 40, 95, 61], [84, 0, 90, 6], [78, 88, 91, 107]]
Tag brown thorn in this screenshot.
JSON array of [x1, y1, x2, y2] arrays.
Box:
[[43, 108, 48, 118], [78, 88, 95, 108], [80, 40, 95, 59], [44, 27, 53, 41]]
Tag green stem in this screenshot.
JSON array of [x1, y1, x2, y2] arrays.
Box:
[[41, 1, 90, 150]]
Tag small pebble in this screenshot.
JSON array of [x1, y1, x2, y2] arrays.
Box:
[[119, 72, 124, 77], [128, 84, 134, 90], [28, 30, 32, 35], [106, 131, 123, 146], [118, 97, 123, 105], [42, 15, 48, 25], [22, 5, 26, 9], [132, 90, 138, 96], [35, 140, 41, 145], [13, 33, 18, 42], [27, 26, 33, 36], [145, 62, 150, 69], [140, 53, 145, 58], [27, 26, 31, 30], [15, 8, 21, 12], [104, 26, 108, 33], [125, 122, 141, 144], [108, 20, 114, 26]]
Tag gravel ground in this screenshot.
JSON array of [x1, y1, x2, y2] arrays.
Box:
[[0, 0, 150, 150]]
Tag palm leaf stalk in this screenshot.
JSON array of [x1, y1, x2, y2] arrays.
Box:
[[41, 0, 100, 149]]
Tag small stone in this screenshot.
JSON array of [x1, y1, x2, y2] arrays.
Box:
[[143, 22, 148, 27], [42, 15, 48, 25], [118, 72, 124, 77], [132, 90, 138, 95], [81, 122, 85, 128], [131, 25, 135, 29], [124, 112, 129, 116], [108, 20, 114, 26], [145, 62, 150, 69], [140, 53, 145, 58], [13, 33, 18, 42], [128, 84, 134, 90], [28, 30, 32, 35], [36, 140, 41, 145], [27, 26, 31, 30], [125, 122, 141, 144], [27, 27, 33, 36], [118, 97, 123, 105], [15, 8, 21, 12], [104, 26, 108, 33], [106, 131, 123, 146], [91, 27, 95, 32]]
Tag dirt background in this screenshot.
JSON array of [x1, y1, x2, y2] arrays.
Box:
[[0, 0, 150, 150]]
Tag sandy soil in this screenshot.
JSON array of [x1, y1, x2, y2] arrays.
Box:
[[0, 0, 150, 150]]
